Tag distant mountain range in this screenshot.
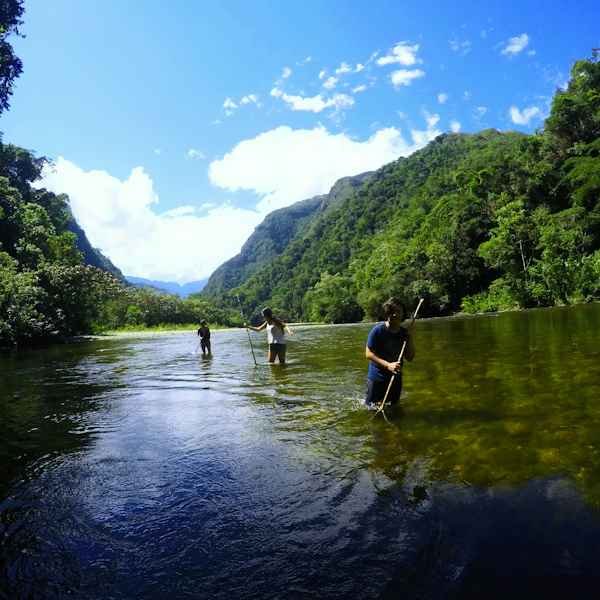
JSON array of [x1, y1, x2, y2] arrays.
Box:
[[125, 276, 208, 297]]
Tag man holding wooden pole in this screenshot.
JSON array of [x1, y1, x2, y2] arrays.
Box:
[[364, 297, 422, 410]]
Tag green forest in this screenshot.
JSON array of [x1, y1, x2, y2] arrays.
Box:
[[1, 0, 599, 346], [205, 54, 600, 323]]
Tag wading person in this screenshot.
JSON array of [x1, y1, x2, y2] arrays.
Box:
[[364, 297, 415, 408], [197, 320, 211, 355], [246, 307, 289, 364]]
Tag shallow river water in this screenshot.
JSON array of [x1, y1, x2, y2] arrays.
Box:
[[2, 304, 600, 599]]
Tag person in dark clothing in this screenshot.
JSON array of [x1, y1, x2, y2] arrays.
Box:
[[364, 297, 415, 408], [197, 320, 211, 355]]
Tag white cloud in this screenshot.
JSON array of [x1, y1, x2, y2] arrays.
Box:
[[323, 76, 338, 90], [527, 49, 536, 56], [509, 105, 541, 125], [162, 206, 197, 217], [209, 121, 441, 214], [223, 97, 237, 109], [270, 88, 354, 113], [281, 66, 292, 78], [39, 118, 443, 282], [474, 106, 488, 118], [449, 38, 472, 55], [335, 62, 352, 75], [352, 84, 367, 93], [390, 69, 425, 88], [37, 159, 262, 281], [450, 120, 461, 133], [377, 42, 421, 66], [437, 92, 448, 104], [424, 111, 440, 128], [318, 69, 327, 80], [153, 148, 161, 155], [240, 94, 259, 106], [463, 90, 472, 100], [223, 97, 238, 116], [297, 56, 312, 65], [186, 148, 205, 160], [501, 33, 529, 56], [355, 63, 365, 73]]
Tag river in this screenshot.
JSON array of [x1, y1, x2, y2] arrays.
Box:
[[1, 304, 600, 599]]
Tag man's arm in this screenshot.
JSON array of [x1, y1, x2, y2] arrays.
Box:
[[365, 345, 402, 374]]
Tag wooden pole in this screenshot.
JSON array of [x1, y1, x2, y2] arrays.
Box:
[[374, 298, 425, 418], [236, 295, 258, 365]]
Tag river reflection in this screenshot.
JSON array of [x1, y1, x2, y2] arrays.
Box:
[[1, 304, 600, 598]]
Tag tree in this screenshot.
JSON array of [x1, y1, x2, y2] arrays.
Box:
[[0, 0, 24, 115], [304, 272, 363, 323]]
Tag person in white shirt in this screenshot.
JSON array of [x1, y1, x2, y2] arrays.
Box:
[[245, 307, 289, 364]]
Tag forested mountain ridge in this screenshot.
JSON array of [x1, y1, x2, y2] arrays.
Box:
[[206, 56, 600, 323], [202, 170, 372, 298]]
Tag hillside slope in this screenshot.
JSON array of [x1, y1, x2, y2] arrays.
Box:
[[203, 171, 372, 299], [203, 57, 600, 322]]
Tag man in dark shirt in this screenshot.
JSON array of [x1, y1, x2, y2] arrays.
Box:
[[364, 297, 415, 408], [197, 320, 211, 355]]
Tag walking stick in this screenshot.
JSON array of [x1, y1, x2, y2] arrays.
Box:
[[374, 298, 425, 419], [236, 295, 258, 365]]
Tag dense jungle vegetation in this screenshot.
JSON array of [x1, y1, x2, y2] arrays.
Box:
[[205, 54, 600, 323]]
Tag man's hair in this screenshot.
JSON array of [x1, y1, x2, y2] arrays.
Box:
[[382, 297, 406, 319]]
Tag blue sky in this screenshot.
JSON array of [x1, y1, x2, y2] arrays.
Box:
[[2, 0, 599, 281]]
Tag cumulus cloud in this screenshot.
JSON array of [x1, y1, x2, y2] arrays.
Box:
[[390, 69, 425, 88], [39, 118, 443, 282], [474, 106, 488, 119], [449, 38, 472, 56], [335, 62, 352, 75], [240, 94, 259, 106], [352, 84, 367, 93], [162, 206, 197, 217], [223, 97, 238, 116], [186, 148, 205, 160], [323, 76, 338, 90], [153, 148, 161, 155], [270, 88, 354, 113], [437, 92, 448, 104], [424, 111, 440, 128], [281, 66, 292, 78], [509, 105, 541, 125], [37, 159, 262, 281], [318, 69, 327, 80], [377, 42, 421, 66], [450, 120, 461, 132], [209, 121, 441, 214], [501, 33, 529, 56]]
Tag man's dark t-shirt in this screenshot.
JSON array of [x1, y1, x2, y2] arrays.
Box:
[[366, 322, 409, 382]]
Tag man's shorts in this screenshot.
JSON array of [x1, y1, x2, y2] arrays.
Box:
[[365, 377, 403, 407]]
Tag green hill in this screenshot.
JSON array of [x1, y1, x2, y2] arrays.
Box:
[[204, 56, 600, 323], [202, 171, 372, 299]]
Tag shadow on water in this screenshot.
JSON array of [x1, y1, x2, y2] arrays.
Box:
[[1, 305, 600, 598]]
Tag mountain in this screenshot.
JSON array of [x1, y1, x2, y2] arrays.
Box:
[[200, 57, 600, 322], [126, 276, 208, 297], [66, 209, 125, 281], [202, 170, 373, 299]]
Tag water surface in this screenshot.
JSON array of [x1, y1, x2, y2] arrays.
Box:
[[2, 304, 600, 598]]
